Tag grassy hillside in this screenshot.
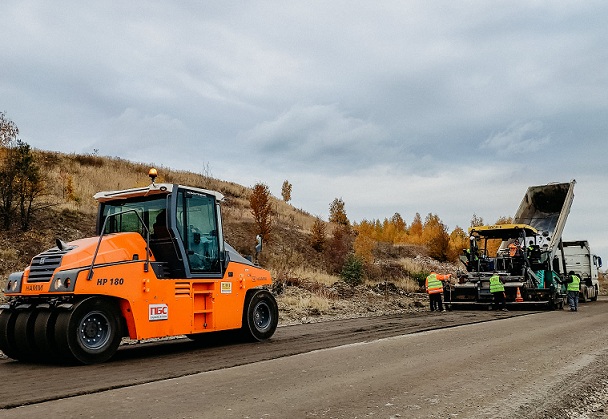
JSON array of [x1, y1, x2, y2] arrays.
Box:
[[0, 150, 461, 318]]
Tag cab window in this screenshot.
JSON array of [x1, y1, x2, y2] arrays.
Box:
[[101, 196, 166, 237], [177, 190, 220, 273]]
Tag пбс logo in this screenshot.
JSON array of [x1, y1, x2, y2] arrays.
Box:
[[149, 304, 169, 321]]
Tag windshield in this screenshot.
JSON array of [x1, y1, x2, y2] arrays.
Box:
[[100, 196, 168, 236]]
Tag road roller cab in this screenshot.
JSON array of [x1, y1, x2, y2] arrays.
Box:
[[0, 170, 278, 364]]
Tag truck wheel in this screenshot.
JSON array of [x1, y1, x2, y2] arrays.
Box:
[[242, 290, 278, 341], [34, 310, 62, 362], [580, 291, 587, 303], [0, 310, 19, 360], [13, 310, 38, 361], [54, 298, 123, 364], [590, 286, 598, 302]]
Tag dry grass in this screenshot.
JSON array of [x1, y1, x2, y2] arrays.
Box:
[[278, 294, 331, 314], [37, 150, 319, 232], [289, 266, 339, 287], [270, 265, 340, 300], [383, 277, 420, 293], [397, 257, 427, 273]]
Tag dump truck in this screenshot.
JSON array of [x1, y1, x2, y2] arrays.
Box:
[[0, 170, 278, 364], [559, 240, 602, 302], [445, 181, 576, 309]]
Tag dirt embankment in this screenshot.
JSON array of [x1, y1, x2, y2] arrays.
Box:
[[277, 283, 430, 326]]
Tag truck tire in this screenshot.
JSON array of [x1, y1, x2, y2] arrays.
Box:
[[54, 298, 123, 364], [0, 310, 19, 360], [34, 310, 62, 362], [242, 290, 278, 341], [13, 310, 39, 361], [590, 286, 598, 302]]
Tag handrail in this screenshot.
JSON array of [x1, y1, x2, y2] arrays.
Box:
[[87, 209, 151, 280]]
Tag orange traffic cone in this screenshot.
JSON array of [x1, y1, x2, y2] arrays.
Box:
[[515, 287, 524, 302]]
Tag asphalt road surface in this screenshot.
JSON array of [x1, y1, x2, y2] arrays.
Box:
[[1, 300, 607, 418]]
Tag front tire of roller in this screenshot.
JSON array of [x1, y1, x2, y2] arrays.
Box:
[[55, 298, 123, 364]]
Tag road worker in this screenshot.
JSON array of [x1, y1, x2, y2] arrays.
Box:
[[509, 239, 522, 257], [565, 271, 581, 312], [464, 236, 480, 271], [489, 271, 507, 311], [425, 271, 450, 312]]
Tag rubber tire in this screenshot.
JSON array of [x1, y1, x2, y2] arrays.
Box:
[[54, 298, 123, 365], [242, 290, 278, 341], [33, 310, 62, 362], [590, 286, 598, 302], [0, 310, 19, 360], [13, 310, 39, 361]]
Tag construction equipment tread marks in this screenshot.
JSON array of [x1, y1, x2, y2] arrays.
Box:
[[54, 297, 123, 364], [242, 289, 278, 341]]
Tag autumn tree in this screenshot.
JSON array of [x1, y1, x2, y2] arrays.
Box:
[[329, 197, 349, 226], [324, 224, 354, 274], [249, 182, 272, 242], [59, 171, 76, 201], [281, 180, 292, 203], [495, 215, 513, 225], [0, 114, 44, 230], [310, 216, 326, 252], [391, 212, 406, 232], [408, 212, 423, 243], [470, 213, 484, 228], [421, 213, 450, 261], [354, 232, 375, 264], [448, 226, 469, 262]]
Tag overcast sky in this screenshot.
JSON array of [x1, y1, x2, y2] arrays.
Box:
[[2, 1, 607, 259]]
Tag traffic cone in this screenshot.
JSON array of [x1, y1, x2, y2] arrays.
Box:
[[515, 287, 524, 302]]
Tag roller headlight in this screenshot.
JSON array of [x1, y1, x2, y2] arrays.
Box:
[[49, 270, 79, 293], [4, 272, 23, 293]]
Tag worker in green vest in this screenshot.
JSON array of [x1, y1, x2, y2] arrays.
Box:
[[489, 271, 507, 311], [425, 271, 450, 312], [565, 271, 581, 312]]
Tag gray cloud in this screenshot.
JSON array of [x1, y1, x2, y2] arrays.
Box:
[[482, 121, 551, 155], [241, 104, 390, 171]]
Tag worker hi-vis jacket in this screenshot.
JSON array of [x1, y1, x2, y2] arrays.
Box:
[[425, 272, 450, 294], [508, 242, 522, 257], [567, 274, 581, 292], [489, 274, 505, 293]]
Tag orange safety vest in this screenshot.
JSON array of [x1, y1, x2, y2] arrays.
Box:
[[509, 242, 522, 257], [426, 273, 449, 294]]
